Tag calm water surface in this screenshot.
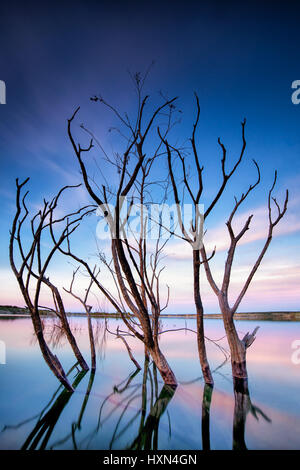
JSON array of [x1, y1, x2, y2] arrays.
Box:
[[0, 316, 299, 450]]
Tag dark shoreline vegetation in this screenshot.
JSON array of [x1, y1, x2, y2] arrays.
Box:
[[1, 305, 299, 321]]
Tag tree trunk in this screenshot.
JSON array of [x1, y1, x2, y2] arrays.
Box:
[[87, 312, 96, 372], [232, 377, 249, 450], [193, 250, 214, 385], [59, 313, 89, 372], [220, 300, 247, 379], [49, 284, 89, 372], [148, 344, 177, 387], [32, 315, 74, 391]]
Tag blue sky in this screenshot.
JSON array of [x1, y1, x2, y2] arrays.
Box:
[[0, 0, 300, 313]]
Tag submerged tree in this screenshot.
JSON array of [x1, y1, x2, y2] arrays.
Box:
[[158, 99, 212, 385], [66, 76, 179, 386], [9, 179, 94, 390], [201, 169, 288, 381], [158, 96, 252, 385], [10, 76, 289, 396], [159, 97, 288, 382]]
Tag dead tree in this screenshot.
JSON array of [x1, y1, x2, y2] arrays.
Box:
[[159, 95, 288, 383], [66, 77, 179, 386], [158, 121, 213, 384], [158, 94, 248, 385], [9, 179, 94, 390], [64, 267, 98, 372], [201, 169, 288, 381]]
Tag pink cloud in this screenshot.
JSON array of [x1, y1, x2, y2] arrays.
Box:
[[164, 196, 300, 260]]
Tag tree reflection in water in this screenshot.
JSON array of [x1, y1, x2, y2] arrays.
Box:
[[201, 384, 213, 451], [86, 355, 176, 450], [22, 363, 87, 450], [14, 355, 176, 450], [232, 378, 271, 450], [1, 355, 271, 450]]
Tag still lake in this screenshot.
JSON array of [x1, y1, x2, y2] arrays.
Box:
[[0, 316, 299, 450]]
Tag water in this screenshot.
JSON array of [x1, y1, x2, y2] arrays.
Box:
[[0, 316, 299, 450]]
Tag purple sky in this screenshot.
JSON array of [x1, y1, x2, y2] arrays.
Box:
[[1, 0, 300, 313]]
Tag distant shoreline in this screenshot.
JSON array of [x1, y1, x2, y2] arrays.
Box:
[[1, 306, 300, 321]]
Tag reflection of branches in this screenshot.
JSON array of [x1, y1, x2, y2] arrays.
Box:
[[95, 355, 175, 451], [1, 362, 81, 437], [233, 378, 271, 450], [30, 317, 107, 364], [113, 368, 141, 394], [79, 354, 176, 451], [77, 372, 96, 429], [129, 384, 176, 450], [202, 384, 213, 451], [104, 354, 177, 451], [96, 385, 142, 431], [49, 370, 96, 449], [179, 356, 229, 385], [108, 393, 142, 450], [29, 317, 83, 350], [5, 344, 271, 451], [139, 355, 150, 431], [44, 320, 67, 349], [93, 319, 107, 360], [21, 365, 87, 449], [158, 326, 230, 361], [78, 368, 143, 449]]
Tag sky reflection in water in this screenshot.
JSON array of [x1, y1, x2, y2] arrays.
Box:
[[0, 317, 299, 450]]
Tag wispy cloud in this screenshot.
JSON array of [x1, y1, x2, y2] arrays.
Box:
[[164, 196, 300, 260]]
